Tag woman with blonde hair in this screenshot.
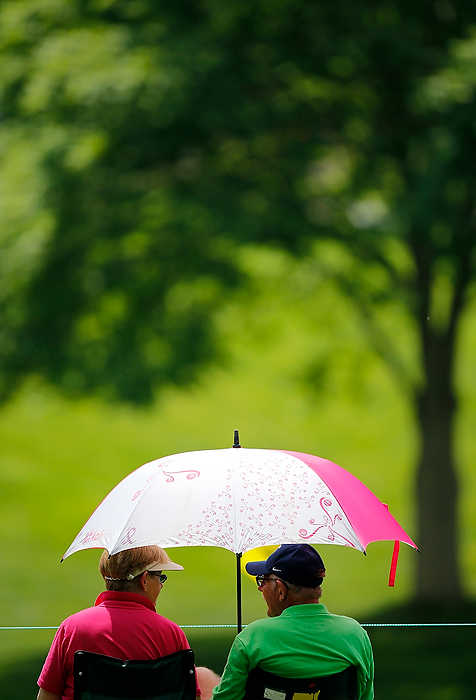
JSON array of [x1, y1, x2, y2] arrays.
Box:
[[37, 545, 219, 699]]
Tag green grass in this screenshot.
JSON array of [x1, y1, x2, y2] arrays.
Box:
[[1, 250, 475, 697], [2, 606, 476, 699]]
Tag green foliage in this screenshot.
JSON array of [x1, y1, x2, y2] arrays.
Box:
[[1, 0, 243, 403], [1, 0, 476, 404]]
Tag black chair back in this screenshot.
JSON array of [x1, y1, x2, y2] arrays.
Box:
[[244, 665, 357, 700], [73, 648, 196, 700]]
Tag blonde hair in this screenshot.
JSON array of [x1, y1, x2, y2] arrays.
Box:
[[99, 545, 166, 592]]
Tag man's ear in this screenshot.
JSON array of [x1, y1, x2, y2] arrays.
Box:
[[138, 572, 148, 591]]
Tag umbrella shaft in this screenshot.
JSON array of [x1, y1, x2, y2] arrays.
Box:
[[236, 553, 242, 634]]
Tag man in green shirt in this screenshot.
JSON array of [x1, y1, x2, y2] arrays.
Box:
[[212, 544, 374, 700]]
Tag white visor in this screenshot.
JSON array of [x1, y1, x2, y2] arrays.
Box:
[[126, 554, 184, 580]]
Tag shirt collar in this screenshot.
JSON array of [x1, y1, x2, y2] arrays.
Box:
[[95, 590, 156, 612], [281, 603, 328, 617]]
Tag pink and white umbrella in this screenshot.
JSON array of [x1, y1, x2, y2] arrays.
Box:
[[63, 438, 417, 629]]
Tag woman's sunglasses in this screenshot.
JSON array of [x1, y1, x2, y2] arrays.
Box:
[[148, 572, 167, 584]]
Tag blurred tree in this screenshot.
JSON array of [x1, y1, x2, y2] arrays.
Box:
[[1, 0, 476, 600], [0, 0, 241, 403]]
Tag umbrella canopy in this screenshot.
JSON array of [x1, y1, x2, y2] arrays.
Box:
[[63, 447, 416, 559]]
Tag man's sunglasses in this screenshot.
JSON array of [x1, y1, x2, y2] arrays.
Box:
[[148, 572, 167, 584], [256, 575, 288, 589]]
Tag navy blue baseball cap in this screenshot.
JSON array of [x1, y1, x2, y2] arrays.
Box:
[[245, 544, 326, 587]]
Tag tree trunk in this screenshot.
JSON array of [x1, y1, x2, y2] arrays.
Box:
[[415, 332, 464, 600]]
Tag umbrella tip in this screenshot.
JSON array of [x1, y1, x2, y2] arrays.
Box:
[[233, 429, 241, 448]]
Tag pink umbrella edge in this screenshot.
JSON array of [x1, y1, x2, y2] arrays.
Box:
[[282, 450, 418, 551]]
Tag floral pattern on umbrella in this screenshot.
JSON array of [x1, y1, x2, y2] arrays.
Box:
[[63, 448, 416, 560]]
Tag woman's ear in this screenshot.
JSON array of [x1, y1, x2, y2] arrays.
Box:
[[138, 571, 148, 591]]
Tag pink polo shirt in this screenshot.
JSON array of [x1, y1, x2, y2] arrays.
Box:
[[38, 591, 200, 699]]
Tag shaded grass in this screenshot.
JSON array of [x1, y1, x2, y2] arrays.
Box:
[[369, 600, 476, 700], [3, 602, 475, 700]]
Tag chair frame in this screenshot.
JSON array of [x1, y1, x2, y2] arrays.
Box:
[[73, 648, 196, 700], [244, 665, 357, 700]]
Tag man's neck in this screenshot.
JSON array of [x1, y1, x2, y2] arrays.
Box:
[[281, 597, 321, 611]]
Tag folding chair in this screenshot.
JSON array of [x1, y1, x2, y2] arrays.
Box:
[[244, 665, 357, 700], [73, 648, 196, 700]]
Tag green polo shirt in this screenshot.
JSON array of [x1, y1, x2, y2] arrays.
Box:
[[212, 604, 374, 700]]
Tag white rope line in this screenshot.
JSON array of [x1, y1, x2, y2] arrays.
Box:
[[362, 622, 476, 628], [1, 622, 475, 630]]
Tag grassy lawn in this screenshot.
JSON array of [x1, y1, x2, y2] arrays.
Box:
[[2, 605, 475, 699], [1, 253, 475, 698]]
